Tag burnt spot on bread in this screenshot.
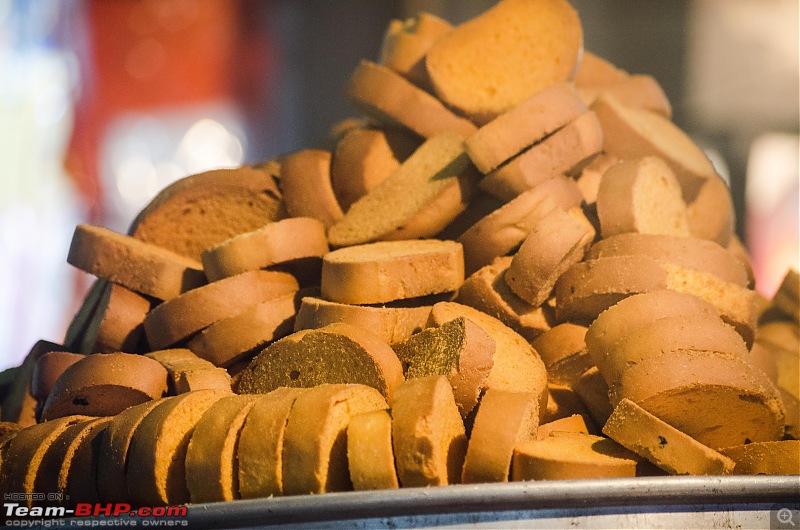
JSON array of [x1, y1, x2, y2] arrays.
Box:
[[72, 396, 90, 407], [289, 370, 301, 380], [657, 435, 667, 447]]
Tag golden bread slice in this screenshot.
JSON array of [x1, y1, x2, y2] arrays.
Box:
[[347, 409, 400, 490], [426, 0, 582, 124], [236, 323, 404, 403], [391, 376, 467, 487], [282, 384, 388, 494], [604, 398, 735, 475]]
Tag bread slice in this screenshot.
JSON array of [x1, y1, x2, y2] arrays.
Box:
[[187, 291, 299, 368], [201, 217, 329, 282], [236, 323, 404, 403], [237, 387, 306, 498], [185, 394, 260, 503], [591, 94, 716, 201], [542, 384, 594, 427], [603, 398, 735, 475], [576, 152, 618, 204], [126, 389, 230, 506], [3, 415, 92, 507], [530, 323, 594, 387], [596, 156, 690, 238], [465, 82, 587, 173], [393, 317, 495, 417], [324, 117, 369, 149], [347, 409, 400, 490], [661, 262, 759, 348], [345, 60, 477, 138], [282, 384, 388, 494], [585, 290, 720, 370], [555, 255, 670, 323], [31, 351, 84, 402], [555, 255, 758, 338], [391, 375, 467, 486], [573, 366, 614, 427], [530, 322, 589, 371], [385, 168, 482, 243], [379, 12, 453, 89], [512, 432, 640, 480], [609, 350, 785, 450], [537, 414, 591, 439], [61, 417, 112, 509], [327, 133, 476, 247], [478, 111, 603, 201], [458, 176, 582, 274], [321, 239, 464, 305], [461, 389, 538, 483], [330, 126, 420, 211], [578, 75, 672, 118], [687, 174, 735, 247], [426, 0, 582, 124], [600, 314, 749, 385], [143, 270, 298, 350], [455, 256, 555, 342], [35, 417, 111, 506], [41, 353, 168, 421], [727, 235, 756, 289], [720, 441, 800, 475], [80, 282, 152, 354], [97, 398, 169, 503], [294, 296, 432, 345], [574, 51, 629, 88], [587, 233, 748, 287], [67, 224, 207, 301], [174, 368, 232, 394], [506, 206, 596, 306], [428, 302, 548, 413], [130, 166, 284, 261], [278, 149, 344, 228], [146, 349, 232, 394]]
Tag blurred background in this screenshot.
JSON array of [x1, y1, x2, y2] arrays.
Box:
[[0, 0, 797, 370]]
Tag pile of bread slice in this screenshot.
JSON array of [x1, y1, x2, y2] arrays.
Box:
[[1, 0, 798, 511]]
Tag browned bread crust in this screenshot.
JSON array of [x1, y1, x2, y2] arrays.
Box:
[[41, 353, 168, 421], [67, 224, 206, 301], [130, 167, 284, 261], [346, 60, 477, 138]]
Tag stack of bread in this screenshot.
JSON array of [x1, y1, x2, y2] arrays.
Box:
[[1, 0, 798, 511]]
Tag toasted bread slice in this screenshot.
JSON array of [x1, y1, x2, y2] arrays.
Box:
[[346, 60, 477, 138], [604, 398, 735, 475], [426, 0, 582, 124], [237, 323, 404, 404], [321, 239, 464, 305], [130, 166, 284, 261], [328, 133, 476, 247], [282, 384, 388, 494]]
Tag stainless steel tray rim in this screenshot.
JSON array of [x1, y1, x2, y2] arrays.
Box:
[[187, 475, 800, 528]]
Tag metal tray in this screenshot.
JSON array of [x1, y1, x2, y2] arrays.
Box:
[[184, 476, 800, 529]]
